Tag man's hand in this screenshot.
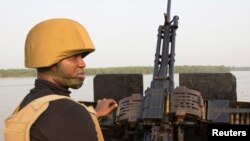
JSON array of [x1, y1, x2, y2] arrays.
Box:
[[95, 98, 118, 119]]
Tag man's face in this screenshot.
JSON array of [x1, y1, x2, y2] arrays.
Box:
[[52, 54, 86, 89]]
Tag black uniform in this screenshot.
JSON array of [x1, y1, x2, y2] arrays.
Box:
[[19, 79, 98, 141]]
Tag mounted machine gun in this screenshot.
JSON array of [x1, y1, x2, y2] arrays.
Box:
[[82, 0, 250, 140], [109, 0, 181, 140]]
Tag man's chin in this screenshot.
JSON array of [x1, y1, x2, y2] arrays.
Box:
[[70, 83, 83, 89], [64, 78, 84, 89]]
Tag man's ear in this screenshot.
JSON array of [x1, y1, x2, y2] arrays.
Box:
[[50, 64, 59, 72]]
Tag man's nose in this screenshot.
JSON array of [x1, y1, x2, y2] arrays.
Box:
[[77, 56, 86, 68]]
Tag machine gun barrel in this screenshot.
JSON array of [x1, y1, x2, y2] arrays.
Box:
[[144, 0, 179, 118], [166, 0, 171, 22], [169, 16, 179, 91], [152, 0, 172, 81], [142, 0, 179, 140], [152, 0, 178, 88]]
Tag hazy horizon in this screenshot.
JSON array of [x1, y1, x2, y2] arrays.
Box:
[[1, 0, 249, 69]]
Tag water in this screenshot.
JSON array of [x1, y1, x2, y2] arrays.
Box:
[[0, 72, 250, 141]]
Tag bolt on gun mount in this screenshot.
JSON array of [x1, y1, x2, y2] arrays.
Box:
[[115, 0, 179, 140]]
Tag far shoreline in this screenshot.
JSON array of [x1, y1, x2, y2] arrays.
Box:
[[0, 66, 250, 78]]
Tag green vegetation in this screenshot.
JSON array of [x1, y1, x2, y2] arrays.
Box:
[[85, 67, 153, 75], [229, 66, 250, 71], [175, 65, 230, 73], [0, 69, 36, 77], [1, 65, 248, 78]]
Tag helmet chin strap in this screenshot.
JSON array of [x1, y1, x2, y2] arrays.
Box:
[[49, 64, 84, 89]]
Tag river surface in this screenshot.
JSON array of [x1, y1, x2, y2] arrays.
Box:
[[0, 72, 250, 141]]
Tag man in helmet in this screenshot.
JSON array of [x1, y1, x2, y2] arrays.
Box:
[[4, 18, 117, 141]]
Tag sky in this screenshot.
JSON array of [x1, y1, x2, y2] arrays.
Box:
[[0, 0, 249, 69]]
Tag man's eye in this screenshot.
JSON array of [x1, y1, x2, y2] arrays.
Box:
[[67, 56, 76, 61], [69, 55, 82, 61]]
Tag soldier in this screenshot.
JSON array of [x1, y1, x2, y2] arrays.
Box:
[[4, 18, 117, 141]]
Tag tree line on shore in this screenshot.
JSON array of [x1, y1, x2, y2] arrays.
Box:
[[0, 66, 249, 78]]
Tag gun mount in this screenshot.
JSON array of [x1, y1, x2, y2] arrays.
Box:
[[80, 0, 250, 140], [88, 73, 250, 141]]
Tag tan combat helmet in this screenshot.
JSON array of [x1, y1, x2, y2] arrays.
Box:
[[25, 18, 95, 68]]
